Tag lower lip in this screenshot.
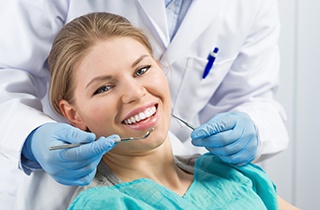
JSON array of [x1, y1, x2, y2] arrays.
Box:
[[124, 109, 159, 130]]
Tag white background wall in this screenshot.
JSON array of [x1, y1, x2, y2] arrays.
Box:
[[261, 0, 320, 209]]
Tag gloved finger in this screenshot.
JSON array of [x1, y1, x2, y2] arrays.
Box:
[[54, 167, 97, 186], [53, 125, 96, 144], [60, 135, 120, 161], [53, 153, 102, 172], [192, 129, 237, 147], [191, 113, 237, 140], [74, 169, 97, 186], [49, 154, 101, 180], [202, 136, 251, 156], [218, 149, 256, 165], [192, 121, 255, 148], [213, 138, 258, 165], [58, 158, 101, 180]]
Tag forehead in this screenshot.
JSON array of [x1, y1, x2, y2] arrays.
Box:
[[81, 37, 150, 68]]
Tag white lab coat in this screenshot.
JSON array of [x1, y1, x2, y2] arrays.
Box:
[[0, 0, 289, 209]]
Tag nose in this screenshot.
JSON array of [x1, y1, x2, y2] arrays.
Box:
[[121, 79, 146, 104]]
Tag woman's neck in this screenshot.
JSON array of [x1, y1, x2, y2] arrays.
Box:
[[102, 139, 193, 196]]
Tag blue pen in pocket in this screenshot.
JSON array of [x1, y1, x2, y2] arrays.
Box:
[[202, 47, 219, 79]]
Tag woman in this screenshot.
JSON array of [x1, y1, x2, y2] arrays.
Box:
[[2, 2, 288, 208], [44, 12, 297, 209]]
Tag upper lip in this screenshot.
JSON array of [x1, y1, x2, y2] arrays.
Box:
[[122, 103, 157, 123]]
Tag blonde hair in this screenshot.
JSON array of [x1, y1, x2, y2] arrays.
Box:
[[49, 12, 153, 115]]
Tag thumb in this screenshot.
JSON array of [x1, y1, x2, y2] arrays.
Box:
[[58, 125, 96, 144], [191, 113, 237, 139], [89, 135, 120, 156], [61, 135, 120, 161]]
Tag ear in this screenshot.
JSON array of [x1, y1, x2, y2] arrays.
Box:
[[59, 99, 87, 131]]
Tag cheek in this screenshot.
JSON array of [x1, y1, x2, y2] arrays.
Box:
[[151, 72, 170, 93], [154, 74, 170, 105], [150, 73, 171, 125], [79, 100, 116, 135], [150, 72, 169, 95]]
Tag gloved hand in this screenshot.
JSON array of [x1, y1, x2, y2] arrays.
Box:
[[191, 112, 259, 165], [22, 122, 119, 186]]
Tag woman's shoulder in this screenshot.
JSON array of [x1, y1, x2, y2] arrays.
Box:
[[194, 153, 278, 210], [69, 161, 122, 206]]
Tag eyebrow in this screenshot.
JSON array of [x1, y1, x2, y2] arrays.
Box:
[[85, 55, 150, 89], [85, 75, 112, 89], [132, 55, 149, 68]]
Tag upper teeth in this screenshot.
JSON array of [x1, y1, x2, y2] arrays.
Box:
[[124, 106, 156, 125]]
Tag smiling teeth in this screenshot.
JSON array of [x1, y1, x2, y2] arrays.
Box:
[[124, 106, 156, 125]]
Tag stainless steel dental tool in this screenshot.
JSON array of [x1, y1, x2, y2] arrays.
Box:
[[49, 126, 156, 151], [171, 114, 195, 130]]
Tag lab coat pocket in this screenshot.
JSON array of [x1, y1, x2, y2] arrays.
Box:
[[172, 56, 233, 118]]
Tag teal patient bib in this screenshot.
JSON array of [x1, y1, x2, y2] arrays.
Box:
[[69, 154, 278, 210]]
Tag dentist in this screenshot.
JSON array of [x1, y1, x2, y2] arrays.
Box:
[[0, 0, 288, 209]]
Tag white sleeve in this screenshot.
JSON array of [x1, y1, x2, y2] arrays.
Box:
[[14, 171, 77, 210], [0, 0, 68, 170]]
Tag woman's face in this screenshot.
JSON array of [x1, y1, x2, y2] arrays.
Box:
[[60, 37, 171, 153]]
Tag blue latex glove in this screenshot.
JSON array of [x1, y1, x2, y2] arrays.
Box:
[[22, 122, 119, 186], [191, 112, 259, 165]]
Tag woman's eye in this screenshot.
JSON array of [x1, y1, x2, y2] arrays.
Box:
[[93, 85, 112, 95], [135, 65, 151, 77]]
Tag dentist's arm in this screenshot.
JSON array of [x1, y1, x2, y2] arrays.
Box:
[[22, 123, 119, 186], [0, 0, 68, 172]]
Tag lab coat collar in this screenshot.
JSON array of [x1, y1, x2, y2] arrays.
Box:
[[164, 0, 231, 65], [136, 0, 170, 48], [136, 0, 230, 65]]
